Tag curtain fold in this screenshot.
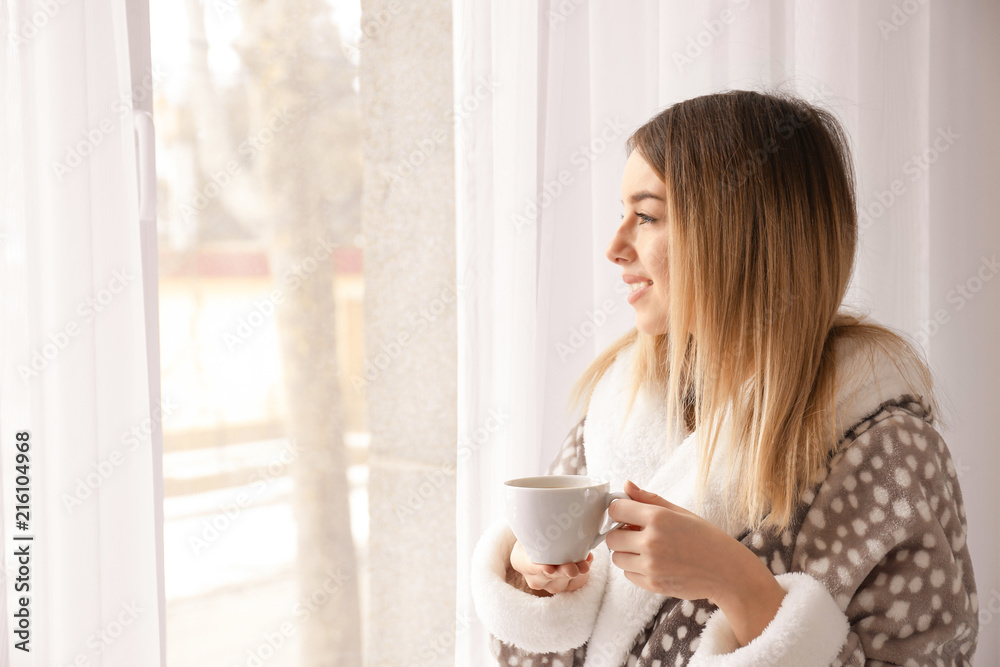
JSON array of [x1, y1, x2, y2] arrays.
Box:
[[457, 1, 999, 665], [0, 0, 164, 665]]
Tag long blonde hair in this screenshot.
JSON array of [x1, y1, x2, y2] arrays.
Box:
[[569, 89, 947, 534]]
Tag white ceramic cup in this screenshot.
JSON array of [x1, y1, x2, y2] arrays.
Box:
[[505, 475, 629, 565]]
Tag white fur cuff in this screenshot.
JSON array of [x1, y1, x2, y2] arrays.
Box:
[[689, 572, 850, 666], [470, 518, 610, 654]]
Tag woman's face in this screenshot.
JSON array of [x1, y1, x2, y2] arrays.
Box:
[[606, 150, 672, 336]]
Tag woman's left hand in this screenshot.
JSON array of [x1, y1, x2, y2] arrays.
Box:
[[605, 479, 755, 606]]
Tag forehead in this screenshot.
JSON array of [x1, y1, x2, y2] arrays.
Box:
[[621, 150, 666, 201]]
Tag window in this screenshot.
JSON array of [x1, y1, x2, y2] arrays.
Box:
[[151, 1, 369, 663]]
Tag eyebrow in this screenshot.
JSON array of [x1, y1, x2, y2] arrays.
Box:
[[620, 191, 665, 205]]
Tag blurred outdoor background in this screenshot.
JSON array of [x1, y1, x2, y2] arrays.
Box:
[[150, 0, 368, 664]]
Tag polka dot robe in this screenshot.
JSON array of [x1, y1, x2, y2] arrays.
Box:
[[487, 396, 979, 666]]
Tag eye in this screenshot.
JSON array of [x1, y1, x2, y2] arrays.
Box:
[[620, 212, 657, 225]]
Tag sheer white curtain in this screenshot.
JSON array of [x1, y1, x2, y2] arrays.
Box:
[[0, 0, 164, 665], [456, 0, 1000, 665]]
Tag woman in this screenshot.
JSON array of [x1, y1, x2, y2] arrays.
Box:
[[470, 90, 979, 666]]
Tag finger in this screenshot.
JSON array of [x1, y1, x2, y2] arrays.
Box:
[[624, 479, 675, 509], [546, 578, 570, 594], [610, 550, 643, 573], [605, 524, 642, 553], [607, 497, 652, 527], [538, 578, 572, 594], [540, 563, 578, 579], [527, 575, 559, 593], [621, 569, 649, 590], [555, 562, 581, 578]]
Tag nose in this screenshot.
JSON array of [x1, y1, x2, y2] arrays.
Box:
[[605, 217, 635, 265]]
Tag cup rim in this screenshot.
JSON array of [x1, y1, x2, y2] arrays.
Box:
[[504, 474, 610, 489]]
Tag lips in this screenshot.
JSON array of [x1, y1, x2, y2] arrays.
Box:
[[623, 275, 654, 304], [628, 280, 653, 293]]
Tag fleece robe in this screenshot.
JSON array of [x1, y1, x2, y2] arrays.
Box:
[[471, 333, 979, 666]]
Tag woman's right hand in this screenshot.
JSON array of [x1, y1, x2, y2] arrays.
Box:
[[510, 540, 593, 596]]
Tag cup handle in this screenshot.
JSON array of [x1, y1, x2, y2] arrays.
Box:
[[589, 491, 630, 551]]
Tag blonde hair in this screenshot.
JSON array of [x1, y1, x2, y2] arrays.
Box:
[[569, 89, 947, 535]]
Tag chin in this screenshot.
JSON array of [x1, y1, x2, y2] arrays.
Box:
[[635, 315, 668, 337]]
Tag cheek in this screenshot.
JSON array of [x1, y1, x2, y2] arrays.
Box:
[[647, 251, 669, 283], [645, 237, 670, 275]]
